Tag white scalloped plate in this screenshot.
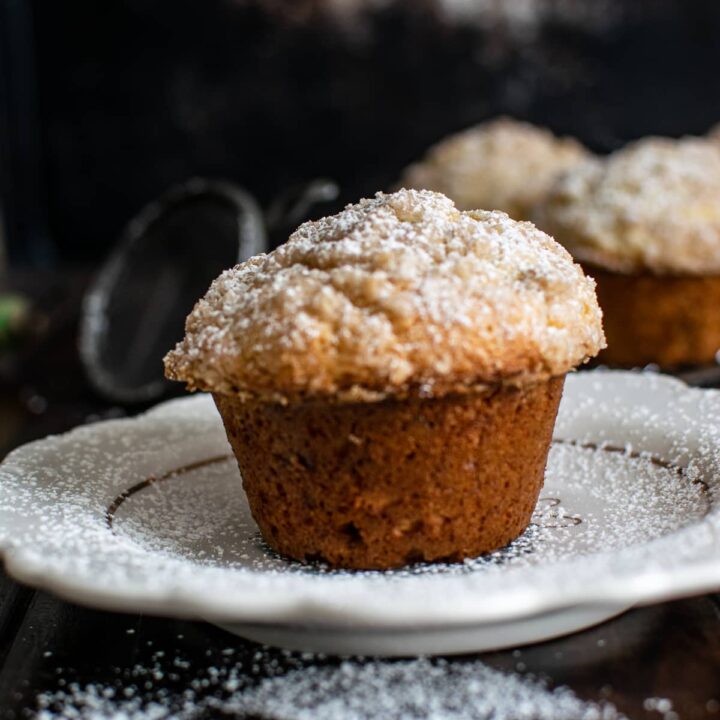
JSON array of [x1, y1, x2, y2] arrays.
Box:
[[2, 370, 720, 656]]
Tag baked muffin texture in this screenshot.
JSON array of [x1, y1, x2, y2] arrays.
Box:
[[535, 136, 720, 275], [166, 189, 605, 569], [214, 377, 565, 569], [400, 117, 589, 220], [535, 136, 720, 367], [585, 265, 720, 367], [166, 189, 604, 402]]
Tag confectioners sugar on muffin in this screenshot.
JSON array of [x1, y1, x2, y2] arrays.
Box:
[[165, 189, 604, 403], [166, 188, 605, 569], [535, 136, 720, 275], [400, 118, 589, 220]]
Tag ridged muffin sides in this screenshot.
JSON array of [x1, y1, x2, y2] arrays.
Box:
[[400, 118, 589, 220], [215, 377, 564, 569], [165, 189, 604, 403], [585, 265, 720, 367]]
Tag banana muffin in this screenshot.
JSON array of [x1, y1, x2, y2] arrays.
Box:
[[535, 136, 720, 368], [400, 117, 589, 220], [165, 189, 605, 569]]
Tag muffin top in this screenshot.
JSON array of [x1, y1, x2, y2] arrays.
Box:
[[400, 118, 589, 220], [165, 189, 604, 403], [535, 136, 720, 275]]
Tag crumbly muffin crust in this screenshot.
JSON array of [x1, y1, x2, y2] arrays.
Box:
[[165, 189, 604, 402], [400, 117, 589, 220], [535, 136, 720, 275]]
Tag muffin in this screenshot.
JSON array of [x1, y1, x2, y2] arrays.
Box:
[[535, 136, 720, 368], [165, 189, 604, 569], [400, 117, 589, 220]]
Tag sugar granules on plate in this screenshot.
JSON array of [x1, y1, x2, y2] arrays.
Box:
[[35, 648, 625, 720]]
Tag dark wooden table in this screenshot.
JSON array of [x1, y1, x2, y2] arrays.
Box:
[[1, 270, 720, 719]]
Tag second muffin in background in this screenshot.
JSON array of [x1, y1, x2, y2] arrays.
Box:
[[400, 117, 589, 220], [165, 189, 605, 570], [535, 136, 720, 369]]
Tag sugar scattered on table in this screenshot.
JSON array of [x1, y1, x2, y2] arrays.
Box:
[[34, 649, 626, 720], [643, 696, 678, 720]]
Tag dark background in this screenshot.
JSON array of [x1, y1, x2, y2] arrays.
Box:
[[3, 0, 720, 266], [2, 4, 720, 716]]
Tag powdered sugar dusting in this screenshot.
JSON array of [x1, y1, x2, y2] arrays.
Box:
[[165, 189, 604, 401], [401, 118, 589, 221], [35, 650, 626, 720], [535, 136, 720, 274], [110, 441, 708, 579], [1, 371, 720, 634]]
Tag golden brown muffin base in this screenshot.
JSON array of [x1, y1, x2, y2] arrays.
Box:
[[584, 264, 720, 368], [213, 377, 564, 570]]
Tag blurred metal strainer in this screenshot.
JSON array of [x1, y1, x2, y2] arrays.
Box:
[[80, 177, 338, 404]]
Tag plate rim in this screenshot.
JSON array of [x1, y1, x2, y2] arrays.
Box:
[[2, 369, 720, 628]]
